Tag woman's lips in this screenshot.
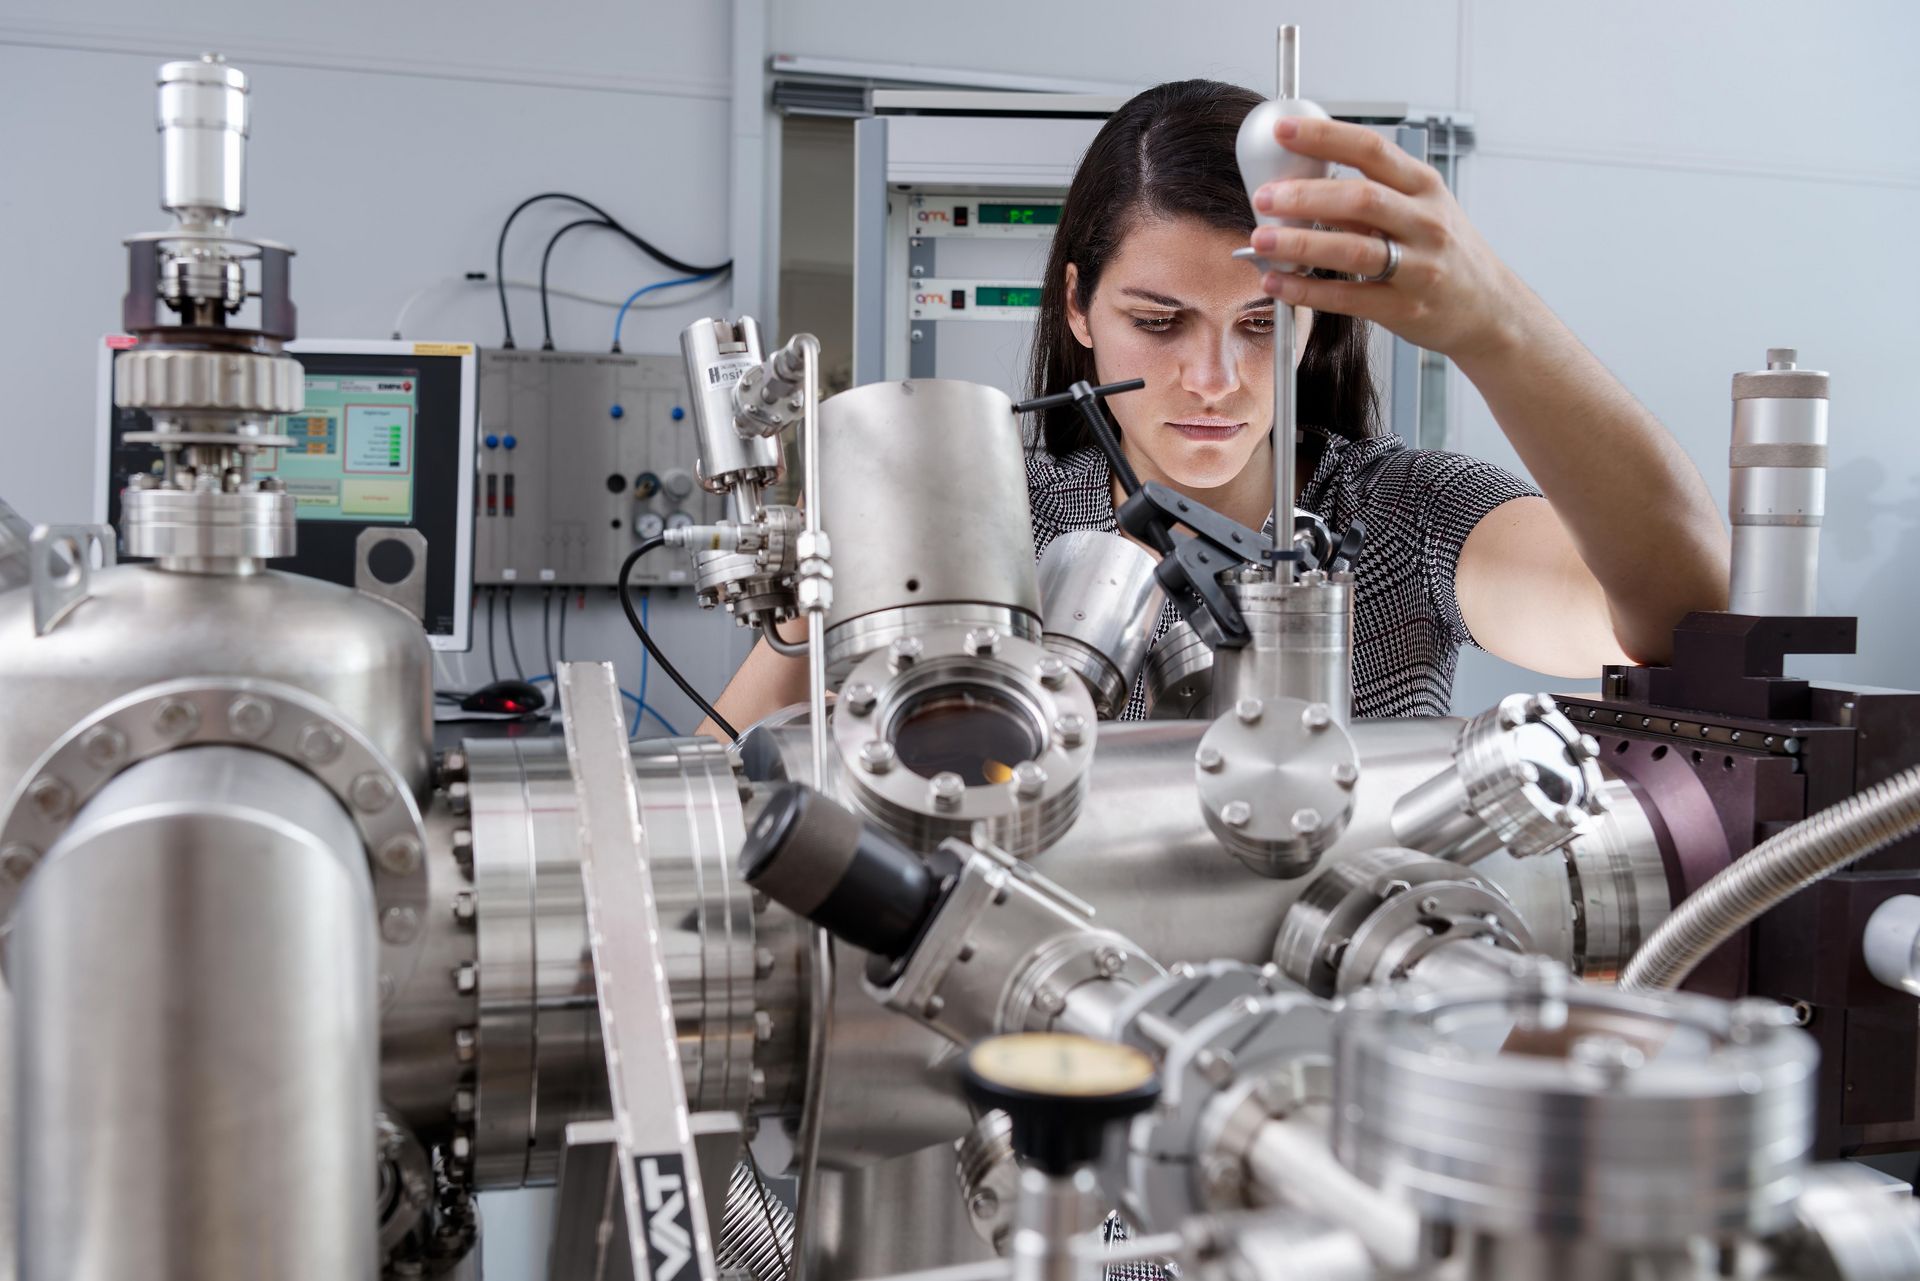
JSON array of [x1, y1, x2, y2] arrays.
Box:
[[1165, 419, 1246, 443]]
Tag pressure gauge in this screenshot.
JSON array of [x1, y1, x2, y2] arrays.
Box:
[[664, 511, 695, 532], [634, 511, 665, 542], [961, 1032, 1159, 1175]]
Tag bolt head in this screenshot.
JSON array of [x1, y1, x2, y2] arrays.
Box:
[[453, 1028, 477, 1062], [453, 963, 478, 995], [843, 681, 878, 715], [381, 905, 421, 944], [755, 946, 777, 979], [969, 1190, 1000, 1219], [298, 722, 345, 764], [1036, 655, 1070, 689], [858, 740, 897, 774], [154, 698, 200, 741], [440, 750, 468, 781], [1011, 761, 1048, 798], [446, 780, 471, 816], [1035, 988, 1065, 1015], [1301, 703, 1333, 731], [1569, 1033, 1645, 1083], [1289, 807, 1322, 836], [1053, 713, 1087, 747], [754, 1010, 775, 1042], [351, 772, 397, 814], [452, 891, 476, 923], [923, 994, 947, 1019], [1576, 733, 1601, 759], [1235, 698, 1263, 725], [1528, 693, 1558, 719], [450, 1133, 473, 1160], [963, 627, 1000, 656], [1331, 761, 1359, 788], [930, 771, 966, 809], [376, 835, 423, 876], [451, 828, 474, 863], [27, 776, 74, 823], [80, 725, 128, 769], [1418, 895, 1443, 915], [226, 694, 274, 741], [1220, 800, 1252, 828], [888, 636, 923, 671], [453, 1088, 475, 1119], [1196, 746, 1224, 773], [0, 845, 38, 883], [1094, 946, 1127, 977]]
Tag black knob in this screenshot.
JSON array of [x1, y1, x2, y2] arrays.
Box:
[[739, 784, 945, 960], [961, 1033, 1160, 1176]]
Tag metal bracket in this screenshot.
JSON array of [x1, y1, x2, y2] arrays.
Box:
[[559, 660, 718, 1281], [355, 527, 429, 624], [29, 524, 114, 637]]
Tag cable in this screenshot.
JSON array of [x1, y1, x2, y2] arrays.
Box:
[[639, 588, 654, 726], [503, 587, 526, 681], [495, 192, 731, 348], [485, 587, 501, 684], [539, 217, 618, 350], [612, 274, 718, 352], [619, 539, 739, 741], [392, 272, 728, 341], [542, 588, 557, 682], [557, 589, 570, 666]]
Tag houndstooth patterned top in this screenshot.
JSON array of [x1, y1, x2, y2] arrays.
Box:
[[1025, 432, 1541, 719]]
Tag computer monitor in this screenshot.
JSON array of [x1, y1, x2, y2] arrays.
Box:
[[97, 337, 477, 650]]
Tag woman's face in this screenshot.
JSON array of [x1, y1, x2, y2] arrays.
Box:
[[1065, 214, 1311, 493]]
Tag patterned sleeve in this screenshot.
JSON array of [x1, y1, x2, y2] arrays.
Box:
[[1346, 444, 1541, 650]]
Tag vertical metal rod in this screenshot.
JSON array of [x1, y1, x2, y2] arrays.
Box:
[[793, 332, 835, 1279], [1273, 302, 1298, 585], [1278, 25, 1300, 99]]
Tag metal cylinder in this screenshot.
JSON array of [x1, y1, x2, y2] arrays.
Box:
[[11, 746, 378, 1279], [1560, 779, 1673, 981], [1211, 571, 1354, 721], [157, 56, 249, 223], [1144, 618, 1213, 719], [1037, 532, 1165, 719], [819, 381, 1042, 676], [1864, 894, 1920, 997], [1729, 348, 1829, 616], [680, 317, 782, 494]]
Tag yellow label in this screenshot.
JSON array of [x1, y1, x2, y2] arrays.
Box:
[[412, 342, 475, 356]]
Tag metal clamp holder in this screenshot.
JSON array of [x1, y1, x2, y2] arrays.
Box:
[[28, 524, 115, 636]]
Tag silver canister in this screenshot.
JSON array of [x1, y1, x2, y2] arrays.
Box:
[[819, 380, 1042, 676], [680, 317, 782, 499], [1212, 570, 1354, 721], [158, 55, 249, 224], [1729, 348, 1828, 616], [1037, 531, 1165, 718]]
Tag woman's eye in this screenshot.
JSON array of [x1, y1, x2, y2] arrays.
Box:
[[1131, 314, 1177, 332], [1243, 315, 1276, 335]]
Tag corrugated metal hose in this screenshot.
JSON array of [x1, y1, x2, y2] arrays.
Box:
[[716, 1159, 795, 1281]]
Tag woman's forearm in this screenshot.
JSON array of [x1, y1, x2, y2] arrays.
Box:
[[1452, 289, 1729, 662]]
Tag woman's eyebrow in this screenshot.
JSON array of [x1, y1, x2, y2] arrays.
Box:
[[1119, 287, 1185, 308]]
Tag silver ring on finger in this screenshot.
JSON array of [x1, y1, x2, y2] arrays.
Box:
[[1359, 233, 1400, 284]]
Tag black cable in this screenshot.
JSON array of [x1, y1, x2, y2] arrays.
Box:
[[557, 589, 570, 664], [619, 539, 739, 741], [542, 588, 556, 680], [538, 217, 616, 350], [485, 587, 501, 684], [504, 586, 526, 681], [493, 191, 733, 349], [742, 1143, 793, 1281]]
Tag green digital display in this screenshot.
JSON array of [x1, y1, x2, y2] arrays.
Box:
[[974, 286, 1043, 308], [977, 203, 1062, 226]]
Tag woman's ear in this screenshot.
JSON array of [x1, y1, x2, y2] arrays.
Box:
[[1064, 263, 1094, 350]]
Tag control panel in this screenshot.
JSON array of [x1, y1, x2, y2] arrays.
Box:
[[475, 349, 720, 587]]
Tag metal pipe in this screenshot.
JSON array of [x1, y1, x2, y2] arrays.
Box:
[[12, 746, 379, 1279], [762, 616, 810, 658], [1620, 764, 1920, 990], [1278, 25, 1300, 100], [1270, 23, 1302, 594], [1245, 1113, 1419, 1272]]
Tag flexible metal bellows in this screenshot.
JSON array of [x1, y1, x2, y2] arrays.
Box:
[[1620, 764, 1920, 990], [716, 1160, 796, 1281]]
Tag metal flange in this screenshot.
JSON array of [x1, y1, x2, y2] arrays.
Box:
[[0, 677, 430, 1002], [1195, 696, 1357, 878]]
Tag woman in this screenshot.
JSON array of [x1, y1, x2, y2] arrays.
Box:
[[701, 79, 1726, 735]]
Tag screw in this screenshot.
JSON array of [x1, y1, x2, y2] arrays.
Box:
[[1419, 895, 1442, 915], [447, 781, 471, 816], [889, 636, 923, 671], [351, 772, 397, 814], [1576, 733, 1600, 759], [749, 1067, 767, 1102], [1036, 655, 1070, 689], [440, 749, 468, 782], [930, 771, 966, 810], [453, 1027, 477, 1063], [910, 328, 924, 344], [970, 1190, 999, 1219], [1790, 1000, 1814, 1027], [1196, 746, 1224, 773], [964, 627, 1000, 656], [451, 828, 474, 866], [1332, 761, 1359, 788], [450, 1132, 473, 1161], [154, 698, 200, 741], [1094, 946, 1127, 977], [1053, 713, 1087, 747], [1220, 800, 1252, 828], [298, 722, 345, 764], [1035, 988, 1065, 1015], [859, 740, 897, 774], [27, 777, 74, 823], [1011, 761, 1048, 799], [80, 725, 128, 769], [453, 891, 476, 924], [1289, 808, 1321, 836], [226, 694, 274, 740], [844, 681, 877, 716], [754, 1010, 775, 1042], [381, 906, 421, 944], [1727, 997, 1796, 1043], [453, 964, 478, 995], [1570, 1033, 1644, 1086], [755, 947, 776, 979], [377, 835, 423, 876], [923, 994, 946, 1019], [453, 1088, 475, 1120], [1301, 703, 1332, 731], [1528, 694, 1557, 718], [1235, 698, 1263, 724], [1195, 1047, 1236, 1087], [0, 846, 38, 883]]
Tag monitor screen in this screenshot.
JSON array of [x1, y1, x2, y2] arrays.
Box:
[[97, 338, 476, 650]]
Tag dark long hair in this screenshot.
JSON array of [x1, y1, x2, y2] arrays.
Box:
[[1028, 79, 1378, 458]]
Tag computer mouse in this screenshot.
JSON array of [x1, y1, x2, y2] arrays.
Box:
[[460, 679, 547, 715]]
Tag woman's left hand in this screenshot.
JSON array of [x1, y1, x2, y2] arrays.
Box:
[[1249, 116, 1537, 365]]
